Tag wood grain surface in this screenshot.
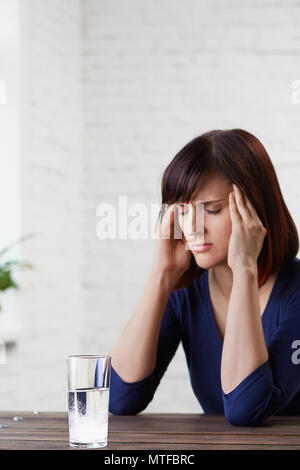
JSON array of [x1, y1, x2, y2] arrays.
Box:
[[0, 412, 299, 450]]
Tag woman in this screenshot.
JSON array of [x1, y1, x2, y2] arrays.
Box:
[[109, 129, 300, 426]]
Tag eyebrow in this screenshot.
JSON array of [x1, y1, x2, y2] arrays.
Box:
[[178, 198, 225, 206]]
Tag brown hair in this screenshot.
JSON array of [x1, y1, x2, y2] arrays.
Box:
[[157, 129, 299, 290]]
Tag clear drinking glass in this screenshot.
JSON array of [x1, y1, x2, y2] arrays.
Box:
[[66, 355, 111, 448]]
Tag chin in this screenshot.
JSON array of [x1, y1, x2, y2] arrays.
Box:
[[194, 257, 215, 270], [194, 253, 226, 270]]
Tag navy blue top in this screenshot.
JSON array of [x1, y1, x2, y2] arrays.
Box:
[[109, 257, 300, 426]]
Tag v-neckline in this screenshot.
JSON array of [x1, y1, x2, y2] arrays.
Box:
[[204, 265, 284, 346]]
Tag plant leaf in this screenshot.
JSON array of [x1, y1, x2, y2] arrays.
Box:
[[0, 271, 19, 290], [1, 260, 34, 270]]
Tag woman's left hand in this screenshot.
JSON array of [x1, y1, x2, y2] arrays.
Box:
[[228, 184, 267, 272]]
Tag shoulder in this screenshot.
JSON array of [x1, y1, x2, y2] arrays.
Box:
[[284, 257, 300, 279], [279, 257, 300, 322], [280, 257, 300, 295]]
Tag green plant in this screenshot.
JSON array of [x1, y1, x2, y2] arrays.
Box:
[[0, 233, 36, 312]]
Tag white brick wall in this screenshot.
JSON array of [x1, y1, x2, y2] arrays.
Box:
[[1, 0, 299, 413], [0, 0, 83, 411], [80, 0, 300, 414], [0, 0, 21, 256]]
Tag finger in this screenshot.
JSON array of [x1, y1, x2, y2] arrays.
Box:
[[158, 203, 177, 239], [156, 204, 168, 237], [244, 194, 259, 221], [229, 191, 242, 225], [238, 191, 267, 233], [243, 194, 267, 233], [233, 184, 252, 221]]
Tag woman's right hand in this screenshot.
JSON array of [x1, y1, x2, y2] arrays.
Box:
[[151, 203, 192, 288]]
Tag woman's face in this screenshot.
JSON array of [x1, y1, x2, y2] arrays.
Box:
[[176, 173, 233, 269]]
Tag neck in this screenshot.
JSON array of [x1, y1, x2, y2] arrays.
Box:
[[209, 263, 233, 299]]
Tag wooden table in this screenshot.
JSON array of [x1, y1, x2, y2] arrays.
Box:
[[0, 412, 300, 450]]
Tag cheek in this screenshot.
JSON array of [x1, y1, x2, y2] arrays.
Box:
[[221, 215, 232, 245], [211, 212, 232, 243]]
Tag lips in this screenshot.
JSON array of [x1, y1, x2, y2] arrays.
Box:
[[189, 242, 213, 253]]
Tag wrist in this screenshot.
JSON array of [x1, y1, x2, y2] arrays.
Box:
[[232, 262, 258, 278], [149, 269, 175, 291]]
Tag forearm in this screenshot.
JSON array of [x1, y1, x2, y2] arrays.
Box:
[[109, 269, 173, 383], [221, 265, 269, 394]]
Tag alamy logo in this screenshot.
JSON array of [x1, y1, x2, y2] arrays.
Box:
[[95, 196, 205, 246], [291, 340, 300, 365]]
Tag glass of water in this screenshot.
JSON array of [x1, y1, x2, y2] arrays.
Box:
[[66, 355, 111, 448]]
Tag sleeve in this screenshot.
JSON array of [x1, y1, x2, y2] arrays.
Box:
[[222, 286, 300, 426], [109, 290, 182, 415]]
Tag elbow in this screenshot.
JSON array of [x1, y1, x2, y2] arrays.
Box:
[[109, 399, 147, 416], [225, 407, 267, 427], [225, 414, 256, 427], [108, 383, 155, 416], [109, 404, 140, 416]]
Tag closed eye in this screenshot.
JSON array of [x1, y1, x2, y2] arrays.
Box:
[[206, 209, 222, 215], [179, 208, 222, 215]]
